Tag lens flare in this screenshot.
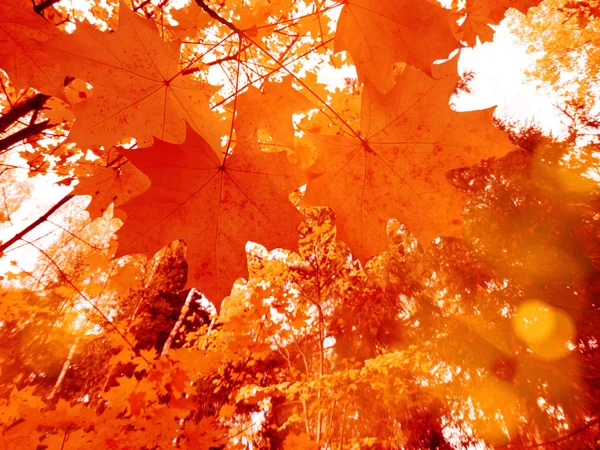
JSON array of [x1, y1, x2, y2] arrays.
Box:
[[512, 299, 575, 360]]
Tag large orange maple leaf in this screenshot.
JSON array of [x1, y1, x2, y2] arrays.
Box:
[[0, 0, 65, 99], [41, 2, 222, 149], [335, 0, 461, 93], [303, 57, 514, 262], [116, 125, 304, 305]]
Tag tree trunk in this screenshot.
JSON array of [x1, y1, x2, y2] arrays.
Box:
[[48, 338, 79, 400], [161, 288, 196, 356]]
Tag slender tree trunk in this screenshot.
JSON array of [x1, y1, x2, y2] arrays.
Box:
[[326, 400, 336, 447], [48, 338, 79, 400], [102, 247, 167, 391], [302, 398, 311, 435], [316, 303, 324, 444], [202, 316, 216, 350], [315, 260, 325, 444], [161, 288, 196, 356], [340, 404, 347, 450]]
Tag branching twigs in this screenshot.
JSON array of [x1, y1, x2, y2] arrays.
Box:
[[0, 92, 58, 157], [32, 0, 62, 14], [25, 239, 149, 363], [0, 193, 74, 255], [0, 120, 53, 154], [194, 0, 356, 139], [211, 36, 335, 109], [47, 218, 105, 251], [133, 0, 169, 19], [193, 0, 355, 141], [0, 93, 50, 133], [194, 0, 242, 34]]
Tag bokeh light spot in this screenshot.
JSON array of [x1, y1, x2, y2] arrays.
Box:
[[512, 299, 575, 360]]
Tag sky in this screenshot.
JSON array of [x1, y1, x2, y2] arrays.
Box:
[[457, 21, 568, 136]]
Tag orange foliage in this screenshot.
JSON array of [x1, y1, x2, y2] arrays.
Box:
[[0, 0, 599, 449]]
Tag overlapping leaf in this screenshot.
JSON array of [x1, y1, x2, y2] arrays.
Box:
[[234, 78, 314, 147], [116, 125, 304, 305], [304, 57, 514, 261], [73, 162, 151, 219], [459, 0, 543, 45], [335, 0, 461, 93], [41, 2, 223, 149], [169, 2, 211, 40], [0, 0, 64, 98]]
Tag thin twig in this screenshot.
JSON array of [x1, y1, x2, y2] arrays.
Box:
[[194, 0, 242, 34], [0, 194, 74, 255]]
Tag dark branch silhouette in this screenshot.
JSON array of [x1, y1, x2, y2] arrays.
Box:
[[0, 93, 50, 133], [33, 0, 62, 14]]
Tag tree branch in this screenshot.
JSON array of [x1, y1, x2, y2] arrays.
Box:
[[194, 0, 243, 34], [0, 120, 53, 154], [47, 338, 79, 400], [0, 193, 73, 255], [161, 288, 196, 356], [33, 0, 62, 14], [0, 93, 50, 133]]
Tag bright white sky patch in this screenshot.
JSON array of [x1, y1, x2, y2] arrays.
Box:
[[457, 21, 569, 137]]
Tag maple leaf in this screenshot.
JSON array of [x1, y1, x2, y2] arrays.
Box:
[[183, 418, 227, 450], [234, 78, 314, 148], [128, 391, 146, 417], [335, 0, 461, 93], [73, 162, 151, 219], [304, 57, 514, 261], [235, 3, 272, 31], [168, 2, 211, 40], [41, 2, 223, 149], [0, 0, 65, 99], [283, 432, 319, 449], [0, 290, 24, 322], [459, 0, 543, 45], [116, 124, 304, 305]]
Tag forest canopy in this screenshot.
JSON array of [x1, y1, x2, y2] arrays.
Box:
[[0, 0, 599, 448]]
